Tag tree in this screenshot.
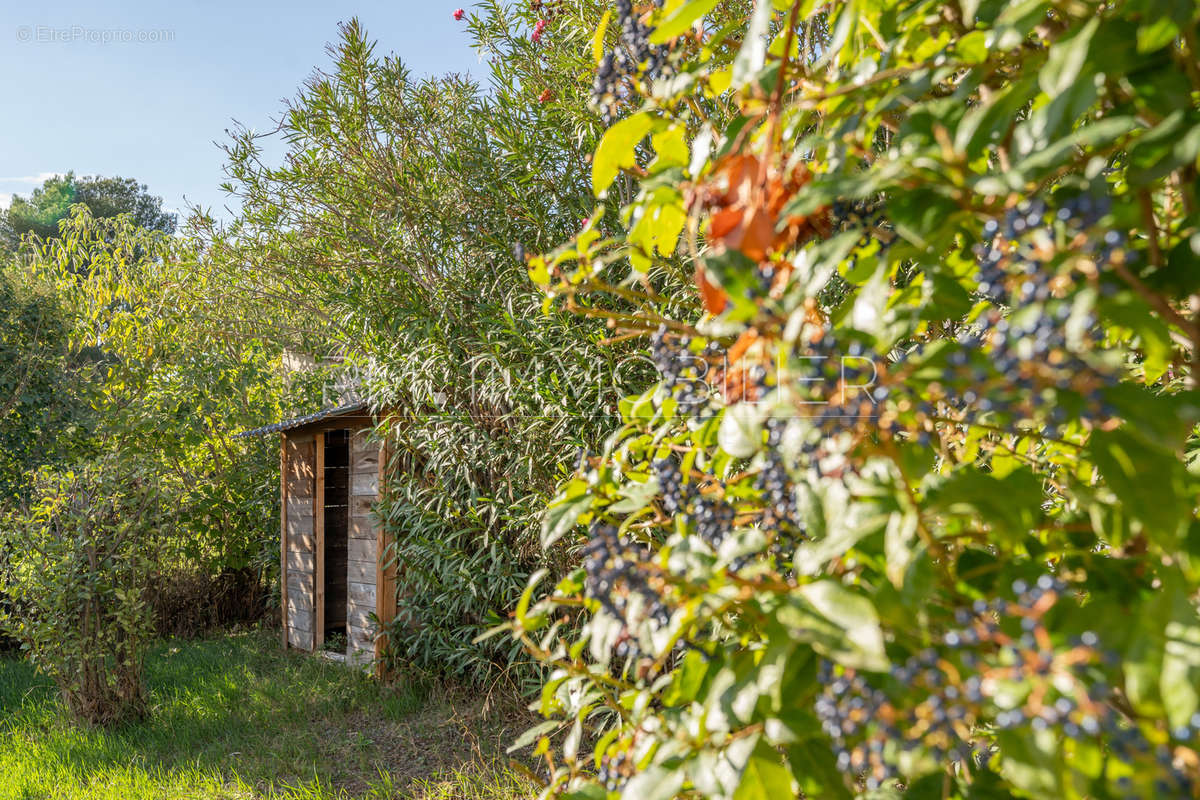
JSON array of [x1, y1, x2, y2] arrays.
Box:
[[1, 172, 176, 252], [507, 0, 1200, 797], [0, 173, 180, 489]]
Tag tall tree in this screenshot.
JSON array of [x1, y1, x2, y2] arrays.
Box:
[[1, 173, 176, 252]]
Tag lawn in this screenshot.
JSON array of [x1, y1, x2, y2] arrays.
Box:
[[0, 629, 536, 800]]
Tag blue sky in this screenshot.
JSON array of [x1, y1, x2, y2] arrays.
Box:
[[0, 0, 479, 220]]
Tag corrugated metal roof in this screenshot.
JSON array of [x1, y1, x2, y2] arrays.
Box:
[[233, 401, 369, 438]]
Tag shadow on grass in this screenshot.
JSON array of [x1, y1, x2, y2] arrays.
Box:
[[0, 628, 529, 797]]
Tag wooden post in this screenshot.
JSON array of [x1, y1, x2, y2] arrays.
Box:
[[280, 433, 289, 649], [375, 435, 398, 674], [314, 431, 326, 651]]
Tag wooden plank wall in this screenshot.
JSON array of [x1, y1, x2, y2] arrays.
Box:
[[375, 436, 398, 670], [284, 434, 317, 650], [346, 428, 380, 663]]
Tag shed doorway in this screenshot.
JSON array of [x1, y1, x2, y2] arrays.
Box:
[[321, 430, 350, 652]]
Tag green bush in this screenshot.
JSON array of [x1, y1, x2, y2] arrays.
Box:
[[15, 209, 288, 634], [505, 0, 1200, 797], [0, 459, 168, 725]]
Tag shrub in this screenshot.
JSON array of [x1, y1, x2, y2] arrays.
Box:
[[505, 0, 1200, 797], [0, 459, 169, 725], [2, 209, 283, 661]]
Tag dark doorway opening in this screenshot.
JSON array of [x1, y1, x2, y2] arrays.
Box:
[[323, 429, 350, 651]]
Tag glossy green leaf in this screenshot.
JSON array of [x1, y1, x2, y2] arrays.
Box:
[[592, 111, 657, 196]]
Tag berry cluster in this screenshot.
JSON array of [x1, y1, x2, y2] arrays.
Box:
[[932, 196, 1128, 432], [597, 749, 632, 793], [652, 456, 692, 515], [757, 420, 805, 538], [830, 199, 885, 230], [763, 336, 885, 470], [690, 494, 735, 550], [816, 653, 983, 791], [652, 455, 737, 554], [756, 451, 796, 529], [649, 326, 714, 415], [656, 450, 802, 575], [889, 197, 1130, 444], [975, 195, 1115, 306], [592, 0, 672, 124], [581, 523, 667, 632], [817, 199, 889, 305], [815, 575, 1198, 794]]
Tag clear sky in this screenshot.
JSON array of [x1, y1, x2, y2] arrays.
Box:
[[0, 0, 479, 220]]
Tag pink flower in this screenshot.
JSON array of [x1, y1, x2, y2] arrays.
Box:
[[453, 8, 465, 20], [532, 18, 547, 41]]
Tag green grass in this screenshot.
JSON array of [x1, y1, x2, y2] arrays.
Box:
[[0, 629, 535, 799]]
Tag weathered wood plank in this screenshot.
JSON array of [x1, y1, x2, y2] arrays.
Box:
[[315, 431, 325, 650], [287, 481, 313, 500], [285, 498, 315, 524], [285, 440, 314, 482], [352, 473, 378, 497], [287, 574, 314, 598], [351, 429, 374, 456], [352, 496, 375, 517], [286, 550, 314, 574], [288, 609, 313, 633], [348, 606, 374, 630], [351, 444, 379, 475], [347, 559, 375, 584], [349, 581, 376, 607], [376, 435, 397, 671], [288, 625, 314, 651], [348, 625, 374, 651], [348, 537, 377, 564], [286, 514, 314, 539], [288, 531, 315, 552], [286, 592, 313, 614], [349, 514, 376, 541]]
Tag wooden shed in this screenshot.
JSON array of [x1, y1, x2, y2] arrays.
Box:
[[239, 402, 396, 666]]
